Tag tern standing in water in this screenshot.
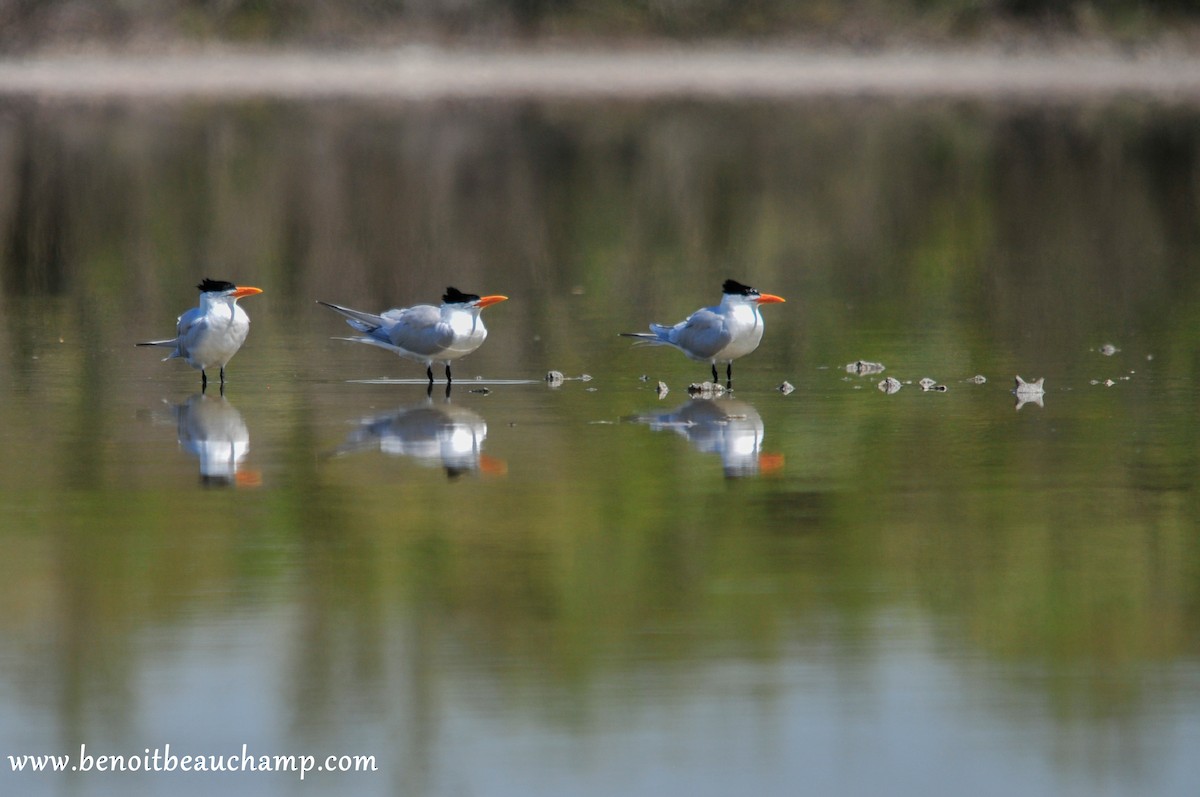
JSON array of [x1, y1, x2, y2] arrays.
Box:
[[318, 287, 508, 388], [137, 278, 263, 394], [621, 279, 785, 387]]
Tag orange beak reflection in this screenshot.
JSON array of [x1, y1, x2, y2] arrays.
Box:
[[478, 454, 508, 476], [758, 453, 786, 473], [476, 295, 508, 308]]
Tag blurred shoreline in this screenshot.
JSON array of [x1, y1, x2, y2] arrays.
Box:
[[3, 44, 1200, 100]]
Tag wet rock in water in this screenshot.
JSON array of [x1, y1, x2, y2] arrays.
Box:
[[847, 360, 886, 375], [545, 370, 565, 386], [918, 377, 937, 390], [777, 381, 795, 395], [687, 381, 728, 398], [470, 387, 491, 395], [580, 374, 593, 382], [1012, 375, 1045, 396], [878, 377, 902, 395], [638, 374, 650, 382], [967, 374, 987, 384], [1013, 375, 1045, 410], [1099, 344, 1119, 356], [655, 381, 670, 398]]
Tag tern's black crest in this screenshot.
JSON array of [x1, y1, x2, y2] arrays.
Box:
[[722, 279, 759, 297], [197, 278, 237, 293], [443, 287, 481, 304]]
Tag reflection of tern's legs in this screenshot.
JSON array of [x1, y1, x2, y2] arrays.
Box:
[[201, 370, 208, 393], [426, 364, 434, 385]]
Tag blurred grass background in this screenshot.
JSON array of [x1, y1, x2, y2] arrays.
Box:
[[3, 0, 1200, 53]]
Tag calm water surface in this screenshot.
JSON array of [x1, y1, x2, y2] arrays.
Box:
[[0, 93, 1198, 796]]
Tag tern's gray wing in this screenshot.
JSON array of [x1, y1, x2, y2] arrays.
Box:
[[318, 301, 389, 333], [174, 306, 210, 357], [382, 305, 455, 356], [664, 308, 732, 360]]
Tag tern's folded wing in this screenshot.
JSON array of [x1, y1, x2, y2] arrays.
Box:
[[668, 309, 732, 360], [384, 305, 456, 356]]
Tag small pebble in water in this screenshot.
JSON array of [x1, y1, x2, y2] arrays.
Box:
[[1013, 376, 1045, 396], [1100, 344, 1119, 356], [778, 381, 795, 395], [656, 381, 669, 398], [847, 360, 886, 375], [545, 371, 565, 386], [878, 377, 902, 395]]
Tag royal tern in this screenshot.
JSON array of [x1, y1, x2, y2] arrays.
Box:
[[137, 278, 263, 393], [621, 279, 785, 387], [318, 287, 508, 386]]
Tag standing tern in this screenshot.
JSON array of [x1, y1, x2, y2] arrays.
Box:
[[137, 278, 264, 394], [621, 279, 785, 387], [318, 287, 508, 387]]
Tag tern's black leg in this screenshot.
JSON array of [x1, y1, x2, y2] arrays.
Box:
[[445, 380, 452, 398], [426, 364, 434, 385], [726, 363, 733, 389], [446, 363, 453, 384], [201, 369, 208, 394], [711, 363, 719, 384]]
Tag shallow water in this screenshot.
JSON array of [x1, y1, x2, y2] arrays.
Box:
[[1, 93, 1199, 796]]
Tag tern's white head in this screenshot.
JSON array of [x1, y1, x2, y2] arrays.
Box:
[[441, 286, 508, 313], [720, 279, 786, 308], [197, 278, 263, 305]]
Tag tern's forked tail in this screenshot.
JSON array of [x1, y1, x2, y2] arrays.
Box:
[[317, 300, 387, 334]]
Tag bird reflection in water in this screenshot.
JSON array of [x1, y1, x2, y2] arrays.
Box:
[[173, 394, 262, 487], [626, 398, 784, 478], [331, 401, 506, 479]]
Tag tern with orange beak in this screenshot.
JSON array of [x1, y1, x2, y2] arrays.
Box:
[[137, 278, 264, 394], [621, 279, 786, 387], [318, 287, 508, 386]]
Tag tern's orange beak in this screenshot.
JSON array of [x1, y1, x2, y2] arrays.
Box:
[[755, 293, 786, 305], [232, 286, 264, 299], [475, 295, 508, 308]]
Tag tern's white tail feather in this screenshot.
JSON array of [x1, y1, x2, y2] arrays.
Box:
[[333, 335, 408, 357], [136, 339, 182, 361], [619, 331, 670, 347]]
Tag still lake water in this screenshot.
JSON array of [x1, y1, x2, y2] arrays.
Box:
[[1, 90, 1199, 796]]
